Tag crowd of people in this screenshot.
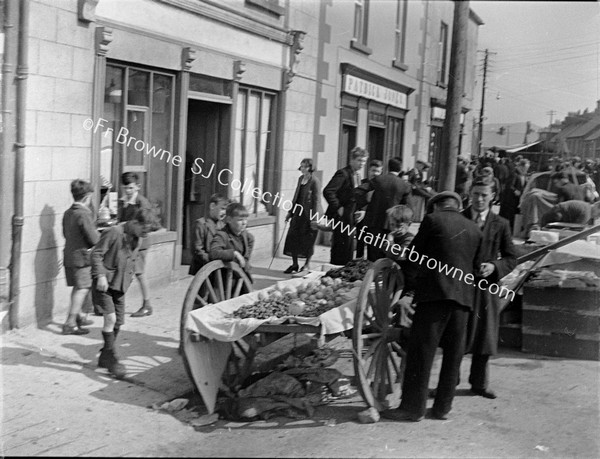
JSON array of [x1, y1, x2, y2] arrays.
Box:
[[61, 147, 599, 408]]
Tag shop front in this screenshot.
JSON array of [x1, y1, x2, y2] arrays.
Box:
[[91, 2, 291, 282], [339, 64, 413, 170]]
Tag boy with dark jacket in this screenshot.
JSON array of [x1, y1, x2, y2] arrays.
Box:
[[210, 202, 254, 281], [62, 180, 100, 335], [92, 208, 154, 378], [189, 193, 228, 275]]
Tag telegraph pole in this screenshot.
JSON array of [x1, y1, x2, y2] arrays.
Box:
[[546, 110, 556, 126], [439, 0, 470, 192], [477, 49, 495, 157]]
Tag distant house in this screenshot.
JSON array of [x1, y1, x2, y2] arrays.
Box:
[[565, 116, 600, 159]]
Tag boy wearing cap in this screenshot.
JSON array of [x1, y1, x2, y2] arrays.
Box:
[[62, 180, 100, 335]]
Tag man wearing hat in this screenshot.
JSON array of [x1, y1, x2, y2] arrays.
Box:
[[386, 190, 482, 421]]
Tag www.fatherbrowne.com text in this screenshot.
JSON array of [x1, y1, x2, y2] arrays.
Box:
[[83, 117, 515, 301]]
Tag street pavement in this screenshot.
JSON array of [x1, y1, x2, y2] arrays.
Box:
[[1, 243, 599, 457]]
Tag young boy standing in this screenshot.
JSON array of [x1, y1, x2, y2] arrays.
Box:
[[92, 208, 154, 378], [189, 193, 228, 275], [209, 202, 254, 281], [62, 180, 100, 335], [117, 172, 154, 317], [384, 205, 415, 263]]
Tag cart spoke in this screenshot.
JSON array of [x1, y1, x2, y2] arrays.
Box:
[[215, 269, 225, 302], [233, 277, 244, 297], [194, 294, 208, 308], [204, 278, 219, 304], [361, 332, 383, 340], [363, 339, 379, 363], [386, 343, 401, 377], [225, 269, 233, 300], [366, 341, 382, 382]]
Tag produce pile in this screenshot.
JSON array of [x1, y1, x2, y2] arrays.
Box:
[[325, 259, 372, 282], [232, 276, 361, 320]]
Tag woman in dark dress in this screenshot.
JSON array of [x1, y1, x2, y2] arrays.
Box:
[[283, 158, 321, 274]]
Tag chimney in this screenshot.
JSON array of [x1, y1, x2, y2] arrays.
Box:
[[596, 99, 600, 114]]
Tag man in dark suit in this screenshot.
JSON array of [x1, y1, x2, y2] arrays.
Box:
[[462, 179, 517, 399], [356, 157, 412, 261], [386, 191, 482, 421], [323, 147, 368, 265]]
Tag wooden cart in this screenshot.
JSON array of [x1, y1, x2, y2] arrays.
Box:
[[180, 258, 407, 414]]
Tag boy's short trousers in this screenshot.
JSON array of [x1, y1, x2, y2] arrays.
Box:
[[93, 287, 126, 327], [135, 250, 147, 275], [65, 266, 92, 289]]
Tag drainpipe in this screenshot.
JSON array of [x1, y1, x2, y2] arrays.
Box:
[[9, 0, 29, 329], [1, 0, 18, 322]]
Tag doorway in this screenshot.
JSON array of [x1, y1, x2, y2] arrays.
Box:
[[182, 99, 230, 265], [368, 126, 385, 162]]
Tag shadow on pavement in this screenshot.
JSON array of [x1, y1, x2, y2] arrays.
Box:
[[3, 327, 191, 411]]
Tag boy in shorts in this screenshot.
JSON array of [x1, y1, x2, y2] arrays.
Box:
[[92, 208, 154, 378], [189, 193, 228, 275], [210, 202, 254, 281], [62, 180, 100, 335], [117, 172, 154, 317]]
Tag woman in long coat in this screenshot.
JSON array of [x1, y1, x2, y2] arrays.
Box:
[[283, 158, 321, 274]]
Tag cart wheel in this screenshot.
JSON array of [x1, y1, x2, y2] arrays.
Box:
[[352, 258, 406, 412], [180, 260, 253, 380]]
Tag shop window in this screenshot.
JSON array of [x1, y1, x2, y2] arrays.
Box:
[[393, 0, 408, 69], [351, 0, 371, 55], [438, 22, 449, 86], [386, 117, 404, 161], [101, 63, 175, 229], [234, 88, 277, 217]]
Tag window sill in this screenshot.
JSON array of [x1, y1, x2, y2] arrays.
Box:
[[247, 215, 276, 228], [392, 61, 409, 72], [245, 0, 284, 16], [436, 81, 448, 89], [350, 40, 372, 56], [147, 229, 178, 245]]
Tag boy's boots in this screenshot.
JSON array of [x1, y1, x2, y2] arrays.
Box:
[[98, 331, 126, 379], [131, 299, 152, 317]]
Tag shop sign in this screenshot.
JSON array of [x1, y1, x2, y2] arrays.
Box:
[[431, 106, 465, 124], [344, 75, 407, 109]]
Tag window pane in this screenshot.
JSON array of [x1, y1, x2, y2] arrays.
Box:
[[233, 91, 247, 204], [102, 65, 124, 189], [125, 109, 146, 167], [244, 93, 260, 211], [189, 74, 231, 97], [257, 94, 273, 214], [128, 69, 150, 106], [147, 74, 173, 228]]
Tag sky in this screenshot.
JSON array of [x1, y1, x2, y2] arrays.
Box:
[[470, 1, 600, 128]]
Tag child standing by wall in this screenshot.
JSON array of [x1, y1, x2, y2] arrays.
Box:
[[210, 202, 254, 281], [92, 208, 155, 378], [189, 193, 228, 275], [117, 172, 154, 317], [62, 180, 100, 335]]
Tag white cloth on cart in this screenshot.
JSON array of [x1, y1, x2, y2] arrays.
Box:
[[185, 273, 358, 342]]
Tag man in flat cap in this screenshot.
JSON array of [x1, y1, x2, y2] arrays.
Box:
[[385, 190, 482, 421]]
